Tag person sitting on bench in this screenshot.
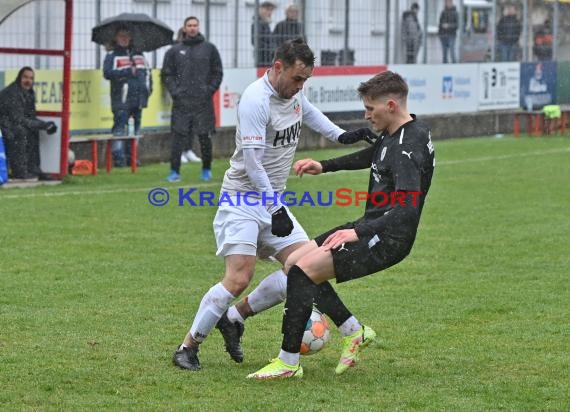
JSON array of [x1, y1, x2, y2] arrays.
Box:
[[0, 66, 57, 181]]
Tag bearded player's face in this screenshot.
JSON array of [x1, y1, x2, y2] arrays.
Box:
[[274, 59, 313, 100]]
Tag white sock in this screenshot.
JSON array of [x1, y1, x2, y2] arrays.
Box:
[[338, 316, 362, 337], [227, 305, 244, 324], [278, 349, 300, 366], [189, 283, 235, 343], [247, 269, 287, 314]]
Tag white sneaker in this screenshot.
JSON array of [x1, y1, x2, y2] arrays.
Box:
[[185, 150, 201, 163], [181, 153, 189, 164]]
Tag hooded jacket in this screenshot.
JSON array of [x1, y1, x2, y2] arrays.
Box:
[[161, 33, 223, 108], [0, 78, 47, 137], [401, 11, 422, 45]]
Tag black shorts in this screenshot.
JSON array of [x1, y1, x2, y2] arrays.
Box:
[[314, 222, 413, 283]]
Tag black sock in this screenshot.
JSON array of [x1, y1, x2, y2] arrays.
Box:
[[314, 281, 352, 327], [281, 265, 317, 353]]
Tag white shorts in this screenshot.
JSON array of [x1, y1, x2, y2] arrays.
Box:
[[213, 197, 309, 259]]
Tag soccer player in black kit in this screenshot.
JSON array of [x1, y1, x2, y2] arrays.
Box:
[[248, 70, 435, 380]]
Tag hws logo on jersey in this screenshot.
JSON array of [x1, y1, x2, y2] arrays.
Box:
[[273, 120, 301, 147], [442, 76, 453, 99]]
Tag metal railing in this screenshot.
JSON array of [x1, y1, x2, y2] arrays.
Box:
[[0, 0, 568, 70]]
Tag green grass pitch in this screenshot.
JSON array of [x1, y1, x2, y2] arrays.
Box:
[[1, 135, 569, 411]]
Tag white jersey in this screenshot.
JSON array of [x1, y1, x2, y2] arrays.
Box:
[[222, 72, 344, 196]]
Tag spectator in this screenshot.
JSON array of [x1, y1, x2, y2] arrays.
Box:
[[533, 19, 553, 61], [161, 16, 223, 183], [103, 28, 152, 167], [273, 4, 305, 47], [174, 26, 202, 165], [497, 4, 522, 62], [438, 0, 459, 63], [252, 1, 276, 68], [401, 3, 422, 64], [0, 67, 57, 181]]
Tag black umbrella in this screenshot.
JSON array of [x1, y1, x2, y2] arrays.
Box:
[[92, 13, 174, 52]]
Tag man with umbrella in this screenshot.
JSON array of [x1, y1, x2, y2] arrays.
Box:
[[161, 16, 223, 183], [103, 27, 152, 167]]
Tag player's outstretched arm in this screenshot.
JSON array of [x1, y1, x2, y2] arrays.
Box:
[[294, 159, 323, 177], [337, 128, 378, 145]]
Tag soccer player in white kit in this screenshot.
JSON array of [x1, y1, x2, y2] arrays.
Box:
[[173, 39, 376, 371]]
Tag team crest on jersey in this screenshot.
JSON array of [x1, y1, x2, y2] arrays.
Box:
[[293, 101, 301, 115], [380, 147, 387, 162]]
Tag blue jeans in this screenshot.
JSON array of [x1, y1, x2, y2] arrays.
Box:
[[440, 35, 456, 63], [498, 43, 517, 62], [111, 108, 141, 166]]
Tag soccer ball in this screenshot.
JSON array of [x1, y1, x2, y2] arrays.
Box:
[[300, 308, 331, 355], [68, 149, 75, 165]]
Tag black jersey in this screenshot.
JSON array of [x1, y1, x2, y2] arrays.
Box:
[[321, 115, 434, 243]]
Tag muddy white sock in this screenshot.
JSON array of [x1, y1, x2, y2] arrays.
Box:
[[189, 283, 235, 343]]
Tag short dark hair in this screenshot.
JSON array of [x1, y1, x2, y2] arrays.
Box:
[[357, 71, 408, 101], [411, 2, 420, 10], [273, 38, 315, 69], [184, 16, 199, 25]]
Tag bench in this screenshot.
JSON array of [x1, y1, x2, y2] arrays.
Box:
[[513, 104, 570, 138], [69, 134, 142, 175]]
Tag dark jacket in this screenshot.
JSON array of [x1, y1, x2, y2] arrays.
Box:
[[438, 6, 459, 36], [103, 46, 152, 112], [0, 81, 47, 138], [497, 15, 522, 45], [401, 11, 422, 45], [273, 18, 304, 47], [533, 24, 553, 61], [251, 15, 274, 67], [162, 34, 223, 105], [161, 33, 223, 132]]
